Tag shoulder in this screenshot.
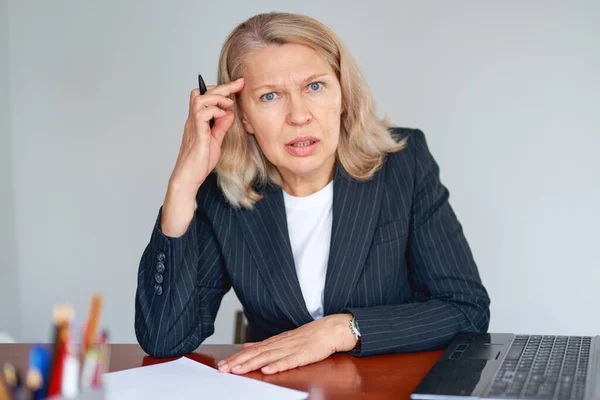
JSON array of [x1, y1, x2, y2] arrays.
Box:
[[390, 126, 429, 152], [383, 126, 430, 173]]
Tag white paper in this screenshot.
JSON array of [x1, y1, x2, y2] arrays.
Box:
[[104, 356, 308, 400]]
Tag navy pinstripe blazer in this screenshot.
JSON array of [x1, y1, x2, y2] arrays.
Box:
[[135, 128, 490, 358]]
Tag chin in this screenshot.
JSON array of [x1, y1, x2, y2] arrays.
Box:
[[287, 166, 319, 177], [274, 150, 336, 179], [283, 160, 324, 178]]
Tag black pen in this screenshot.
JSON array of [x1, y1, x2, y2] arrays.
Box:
[[198, 74, 215, 128]]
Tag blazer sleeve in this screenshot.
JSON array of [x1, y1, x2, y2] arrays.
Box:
[[344, 129, 491, 357], [134, 188, 231, 357]]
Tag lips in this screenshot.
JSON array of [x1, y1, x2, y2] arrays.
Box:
[[285, 136, 320, 157], [286, 136, 319, 146], [289, 139, 315, 147]]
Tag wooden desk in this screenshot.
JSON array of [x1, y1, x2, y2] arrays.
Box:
[[0, 344, 443, 399]]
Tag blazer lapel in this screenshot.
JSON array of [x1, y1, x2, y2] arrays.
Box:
[[235, 184, 314, 327], [324, 163, 385, 315]]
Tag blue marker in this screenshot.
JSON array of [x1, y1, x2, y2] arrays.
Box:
[[29, 345, 51, 400]]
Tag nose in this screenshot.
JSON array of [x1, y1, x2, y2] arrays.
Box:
[[286, 94, 313, 126]]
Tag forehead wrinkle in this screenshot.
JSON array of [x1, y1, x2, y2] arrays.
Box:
[[252, 71, 330, 92], [247, 44, 332, 92]]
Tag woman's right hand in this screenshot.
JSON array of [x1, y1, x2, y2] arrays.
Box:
[[161, 77, 245, 237]]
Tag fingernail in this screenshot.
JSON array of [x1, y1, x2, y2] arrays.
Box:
[[217, 360, 226, 367], [218, 363, 228, 372], [235, 77, 244, 82], [232, 365, 241, 372], [262, 366, 271, 373]]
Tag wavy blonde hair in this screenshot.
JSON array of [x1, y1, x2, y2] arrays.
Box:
[[216, 12, 405, 209]]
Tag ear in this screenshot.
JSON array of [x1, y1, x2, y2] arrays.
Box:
[[238, 87, 255, 134], [242, 114, 255, 135]]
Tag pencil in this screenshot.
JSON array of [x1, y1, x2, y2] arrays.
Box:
[[46, 304, 73, 398], [25, 369, 43, 400], [93, 331, 110, 388], [83, 294, 103, 356], [0, 369, 12, 400], [3, 364, 20, 399]]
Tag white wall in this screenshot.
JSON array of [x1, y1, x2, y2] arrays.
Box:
[[5, 0, 599, 344], [0, 0, 21, 340]]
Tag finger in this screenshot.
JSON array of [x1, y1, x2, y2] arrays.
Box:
[[210, 110, 235, 145], [219, 341, 285, 374], [191, 94, 234, 112], [189, 88, 200, 114], [217, 339, 267, 370], [230, 348, 288, 375], [195, 106, 227, 127], [261, 353, 305, 375], [219, 344, 265, 373], [189, 88, 200, 100], [206, 77, 245, 97]]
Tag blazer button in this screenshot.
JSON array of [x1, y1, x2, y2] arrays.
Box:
[[155, 273, 164, 284], [154, 284, 163, 296], [156, 262, 165, 274], [157, 252, 166, 263]]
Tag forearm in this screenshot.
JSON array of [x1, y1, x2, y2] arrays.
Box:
[[344, 297, 489, 357], [160, 183, 197, 238], [134, 209, 229, 357]]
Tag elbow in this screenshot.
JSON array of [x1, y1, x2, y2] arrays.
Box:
[[134, 315, 209, 358], [450, 291, 490, 335], [135, 327, 200, 358], [478, 305, 491, 333], [469, 308, 490, 334], [135, 326, 161, 357], [134, 315, 170, 358], [462, 296, 491, 334], [476, 292, 491, 333]]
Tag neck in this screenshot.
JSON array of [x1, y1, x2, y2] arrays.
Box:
[[280, 158, 335, 197]]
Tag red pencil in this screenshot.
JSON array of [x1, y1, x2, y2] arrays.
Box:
[[46, 305, 73, 398], [46, 338, 67, 397]]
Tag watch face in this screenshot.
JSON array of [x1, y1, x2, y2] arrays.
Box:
[[352, 317, 361, 336]]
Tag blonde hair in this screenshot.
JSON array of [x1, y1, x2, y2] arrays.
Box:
[[216, 12, 405, 208]]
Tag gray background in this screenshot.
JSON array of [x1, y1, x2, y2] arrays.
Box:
[[1, 0, 599, 344]]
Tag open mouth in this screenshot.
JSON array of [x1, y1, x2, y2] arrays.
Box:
[[285, 137, 319, 156], [289, 140, 316, 147]]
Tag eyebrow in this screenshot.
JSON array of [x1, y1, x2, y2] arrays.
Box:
[[252, 72, 330, 92]]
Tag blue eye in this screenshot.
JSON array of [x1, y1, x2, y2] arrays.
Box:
[[308, 82, 325, 92], [309, 82, 323, 91], [261, 92, 276, 102]]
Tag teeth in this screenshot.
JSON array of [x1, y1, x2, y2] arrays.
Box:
[[291, 140, 313, 147]]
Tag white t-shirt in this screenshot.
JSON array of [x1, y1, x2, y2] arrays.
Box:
[[282, 181, 333, 320]]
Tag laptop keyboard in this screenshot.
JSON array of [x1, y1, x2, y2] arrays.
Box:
[[486, 335, 591, 399]]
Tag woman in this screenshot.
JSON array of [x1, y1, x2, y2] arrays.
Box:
[[135, 12, 490, 375]]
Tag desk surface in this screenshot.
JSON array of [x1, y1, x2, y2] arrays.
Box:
[[0, 344, 443, 399]]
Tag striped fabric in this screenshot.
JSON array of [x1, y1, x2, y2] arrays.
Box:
[[135, 128, 491, 358]]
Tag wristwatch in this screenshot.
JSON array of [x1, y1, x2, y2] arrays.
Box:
[[350, 316, 362, 350]]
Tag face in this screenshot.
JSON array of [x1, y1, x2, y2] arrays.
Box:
[[239, 43, 343, 187]]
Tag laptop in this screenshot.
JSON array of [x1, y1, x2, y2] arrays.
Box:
[[411, 332, 599, 400]]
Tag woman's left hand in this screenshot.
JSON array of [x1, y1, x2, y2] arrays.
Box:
[[217, 313, 358, 375]]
